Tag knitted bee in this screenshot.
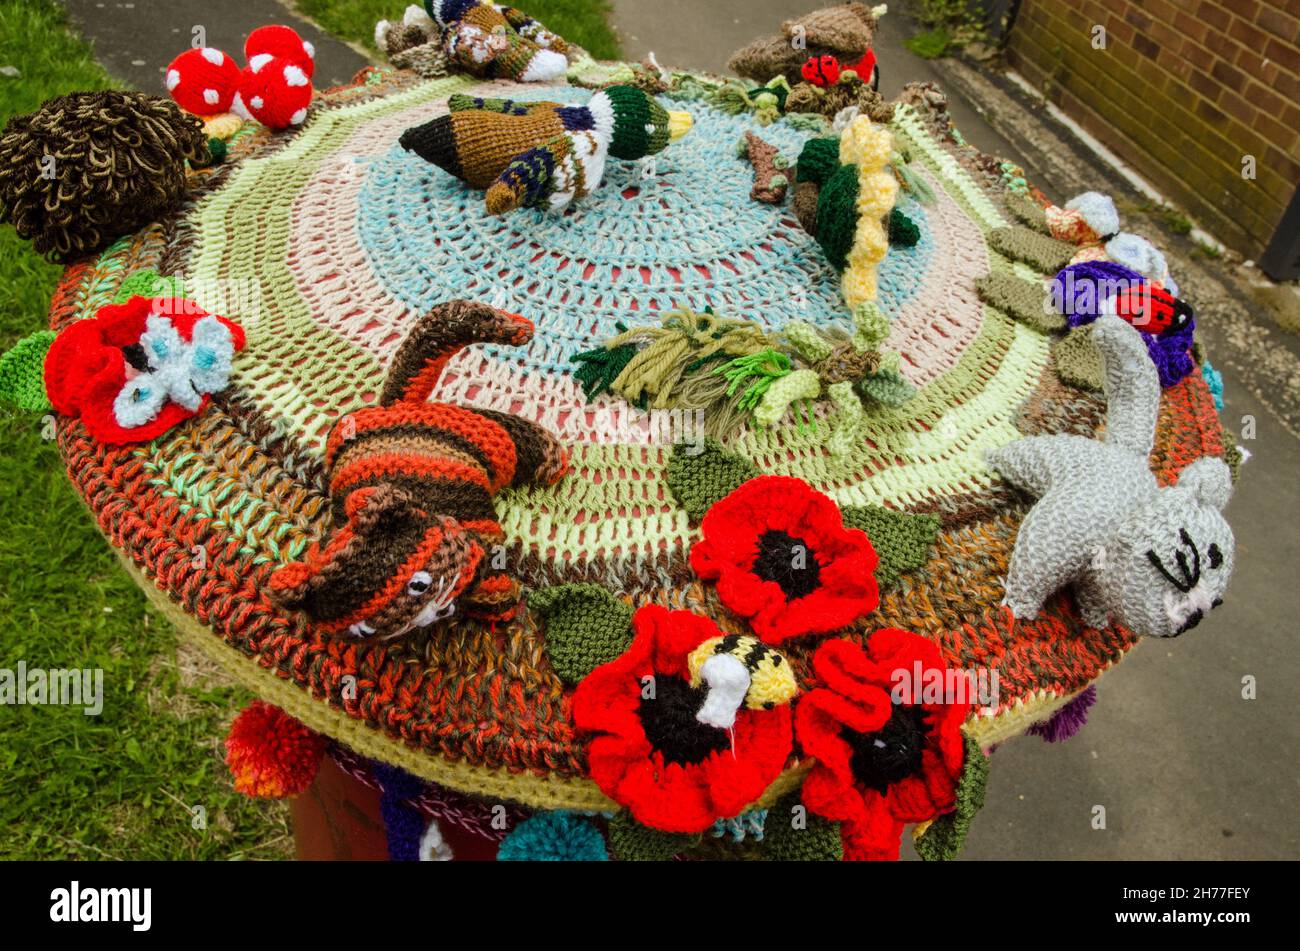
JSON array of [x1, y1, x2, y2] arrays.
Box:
[[427, 0, 577, 83], [399, 86, 692, 215], [269, 300, 568, 642], [687, 635, 798, 730]]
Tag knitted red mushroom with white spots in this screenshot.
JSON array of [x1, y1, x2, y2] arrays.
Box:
[[244, 24, 316, 79], [232, 56, 314, 130], [165, 47, 240, 116]]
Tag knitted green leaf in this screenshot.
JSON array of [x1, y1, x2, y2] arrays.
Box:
[[988, 226, 1076, 274], [764, 795, 843, 861], [914, 732, 989, 861], [841, 504, 941, 590], [607, 811, 701, 861], [113, 268, 188, 304], [887, 207, 921, 247], [1004, 191, 1050, 233], [0, 330, 55, 411], [975, 272, 1064, 333], [1054, 324, 1103, 392], [814, 164, 861, 270], [795, 136, 841, 186], [666, 438, 759, 522], [529, 584, 633, 685], [855, 367, 915, 408]]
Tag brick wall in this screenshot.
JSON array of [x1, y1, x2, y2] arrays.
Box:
[[1006, 0, 1300, 260]]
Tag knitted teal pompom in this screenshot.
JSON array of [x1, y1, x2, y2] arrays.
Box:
[[497, 811, 609, 861]]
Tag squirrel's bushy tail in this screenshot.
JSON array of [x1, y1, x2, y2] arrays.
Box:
[[380, 299, 533, 406]]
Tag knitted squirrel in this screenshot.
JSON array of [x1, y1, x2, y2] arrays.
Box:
[[399, 86, 692, 215], [427, 0, 577, 83], [269, 300, 568, 641], [988, 315, 1234, 638]]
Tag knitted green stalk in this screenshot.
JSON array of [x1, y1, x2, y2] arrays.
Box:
[[754, 367, 820, 427], [851, 301, 890, 351]]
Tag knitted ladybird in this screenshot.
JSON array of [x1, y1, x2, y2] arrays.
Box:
[[399, 86, 692, 215], [43, 294, 244, 445], [1104, 283, 1194, 336], [244, 24, 316, 79], [232, 55, 313, 129], [268, 300, 568, 642], [799, 50, 879, 89], [165, 47, 241, 115], [427, 0, 574, 83]]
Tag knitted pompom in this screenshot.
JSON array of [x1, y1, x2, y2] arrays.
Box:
[[225, 700, 326, 798], [165, 47, 240, 115], [245, 24, 316, 79], [497, 812, 609, 861], [232, 57, 313, 130], [0, 91, 208, 263]]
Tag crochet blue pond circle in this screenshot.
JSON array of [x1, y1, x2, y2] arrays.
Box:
[[358, 90, 931, 374]]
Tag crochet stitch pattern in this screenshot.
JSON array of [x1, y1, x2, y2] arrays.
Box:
[[45, 63, 1230, 819]]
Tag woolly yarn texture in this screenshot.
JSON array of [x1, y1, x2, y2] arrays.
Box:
[[46, 64, 1230, 812]]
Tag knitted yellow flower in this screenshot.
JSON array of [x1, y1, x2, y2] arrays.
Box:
[[838, 116, 898, 309]]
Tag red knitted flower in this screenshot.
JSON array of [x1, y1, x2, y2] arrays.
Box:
[[572, 604, 793, 833], [795, 631, 970, 860], [690, 476, 879, 643], [225, 700, 327, 798], [44, 294, 244, 445]]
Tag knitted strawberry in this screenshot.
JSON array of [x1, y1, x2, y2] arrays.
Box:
[[399, 86, 692, 214], [427, 0, 574, 83]]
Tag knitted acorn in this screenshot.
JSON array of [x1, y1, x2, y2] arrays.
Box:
[[166, 47, 241, 115], [399, 86, 692, 215], [0, 91, 208, 263], [268, 300, 569, 642], [427, 0, 574, 82]]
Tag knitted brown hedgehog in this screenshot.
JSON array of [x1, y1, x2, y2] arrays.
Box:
[[0, 91, 208, 263], [269, 300, 568, 642]]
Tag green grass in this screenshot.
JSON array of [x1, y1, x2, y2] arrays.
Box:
[[294, 0, 622, 60], [0, 0, 290, 860], [905, 28, 952, 60]]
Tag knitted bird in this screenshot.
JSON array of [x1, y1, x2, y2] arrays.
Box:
[[399, 86, 692, 215], [427, 0, 578, 83]]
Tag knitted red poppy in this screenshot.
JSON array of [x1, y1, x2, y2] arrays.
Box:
[[795, 631, 970, 860], [572, 604, 793, 833], [44, 294, 244, 445], [690, 476, 879, 643]]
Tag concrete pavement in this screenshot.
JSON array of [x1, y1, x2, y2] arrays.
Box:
[[60, 0, 370, 91]]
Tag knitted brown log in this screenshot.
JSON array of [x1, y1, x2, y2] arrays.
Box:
[[740, 132, 790, 204]]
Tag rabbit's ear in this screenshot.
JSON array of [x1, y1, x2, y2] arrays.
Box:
[[1178, 457, 1232, 511]]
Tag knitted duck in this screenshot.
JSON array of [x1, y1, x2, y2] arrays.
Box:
[[428, 0, 578, 83], [399, 86, 692, 215]]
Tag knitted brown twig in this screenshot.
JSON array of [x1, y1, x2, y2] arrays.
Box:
[[0, 91, 207, 263], [739, 132, 790, 204]]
